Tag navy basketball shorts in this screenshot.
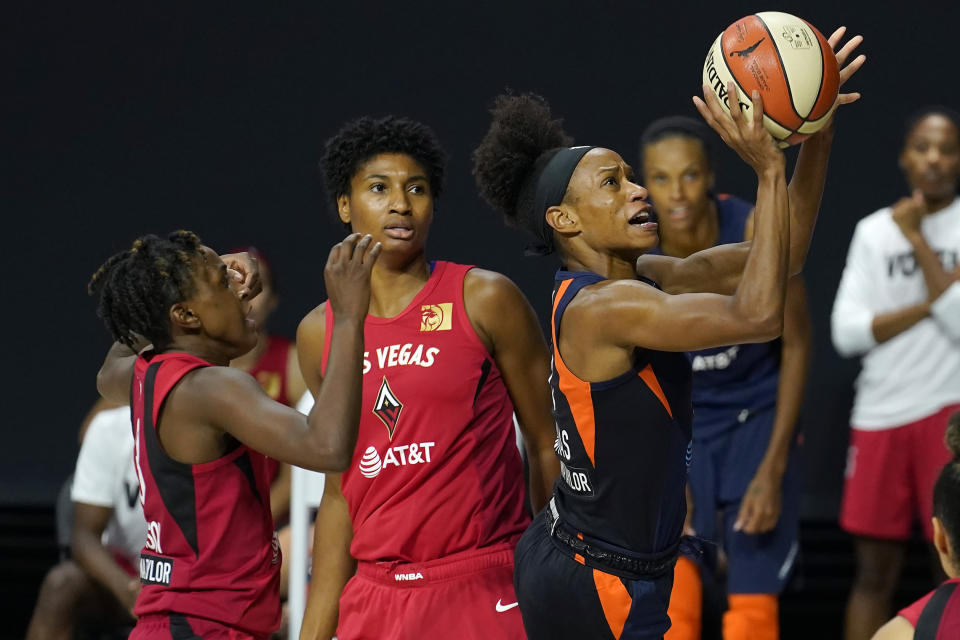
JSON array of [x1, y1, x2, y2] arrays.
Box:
[[514, 511, 676, 640], [687, 404, 801, 594]]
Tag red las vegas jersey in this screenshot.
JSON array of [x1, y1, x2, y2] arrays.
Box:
[[322, 261, 529, 563], [131, 351, 281, 637]]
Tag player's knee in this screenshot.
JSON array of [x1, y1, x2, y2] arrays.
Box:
[[852, 555, 900, 595], [723, 594, 777, 640], [36, 561, 88, 613]]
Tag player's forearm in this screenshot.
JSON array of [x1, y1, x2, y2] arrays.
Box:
[[786, 124, 834, 274], [305, 320, 365, 471], [301, 501, 355, 640], [871, 302, 931, 344], [526, 443, 560, 512], [731, 167, 790, 334], [903, 230, 955, 300], [72, 529, 135, 605], [96, 341, 137, 404], [764, 344, 810, 475]]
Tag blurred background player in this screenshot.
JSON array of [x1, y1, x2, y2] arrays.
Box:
[[639, 115, 812, 640], [297, 115, 558, 640], [871, 412, 960, 639], [91, 231, 379, 639], [26, 403, 144, 640], [832, 107, 960, 640]]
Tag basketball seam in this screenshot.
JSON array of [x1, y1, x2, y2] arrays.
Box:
[[719, 22, 793, 140], [756, 14, 805, 126], [802, 18, 826, 121]]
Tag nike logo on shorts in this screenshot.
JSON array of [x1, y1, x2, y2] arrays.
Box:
[[495, 599, 519, 613]]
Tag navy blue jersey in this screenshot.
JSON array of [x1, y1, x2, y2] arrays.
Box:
[[654, 194, 781, 436], [549, 270, 693, 555]]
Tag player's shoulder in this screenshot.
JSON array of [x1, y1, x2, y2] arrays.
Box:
[[463, 268, 534, 317], [567, 278, 659, 317], [177, 365, 260, 403], [855, 205, 896, 235], [297, 302, 328, 339]]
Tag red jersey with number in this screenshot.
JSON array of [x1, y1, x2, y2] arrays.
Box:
[[247, 335, 293, 406], [321, 261, 529, 563], [131, 351, 281, 638]]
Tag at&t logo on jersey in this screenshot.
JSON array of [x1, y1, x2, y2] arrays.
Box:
[[357, 442, 436, 479], [691, 345, 739, 371]]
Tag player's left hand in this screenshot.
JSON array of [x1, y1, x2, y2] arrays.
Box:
[[891, 189, 928, 237], [220, 251, 262, 301], [734, 462, 783, 535]]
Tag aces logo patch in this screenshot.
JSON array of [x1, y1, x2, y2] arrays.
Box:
[[373, 377, 403, 440]]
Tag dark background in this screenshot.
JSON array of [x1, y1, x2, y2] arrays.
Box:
[[6, 1, 959, 636]]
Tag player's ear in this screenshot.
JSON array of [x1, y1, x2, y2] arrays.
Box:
[[170, 303, 202, 331], [337, 194, 351, 225], [545, 205, 580, 237]]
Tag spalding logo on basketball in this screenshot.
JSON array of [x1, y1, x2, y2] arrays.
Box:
[[359, 446, 383, 478], [703, 12, 839, 148]]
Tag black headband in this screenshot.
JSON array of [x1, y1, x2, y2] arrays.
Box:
[[525, 145, 596, 256]]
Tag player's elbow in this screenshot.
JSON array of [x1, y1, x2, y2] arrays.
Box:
[[744, 310, 784, 342]]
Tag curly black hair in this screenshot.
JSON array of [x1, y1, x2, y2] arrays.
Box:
[[472, 94, 573, 244], [638, 115, 716, 174], [320, 116, 447, 229], [88, 231, 204, 350], [904, 105, 960, 142]]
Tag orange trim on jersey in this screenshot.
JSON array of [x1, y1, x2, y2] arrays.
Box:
[[552, 279, 598, 465], [638, 364, 673, 418], [593, 568, 632, 639], [574, 553, 586, 565]]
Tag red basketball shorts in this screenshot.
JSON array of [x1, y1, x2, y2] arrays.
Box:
[[841, 403, 960, 541], [337, 543, 525, 640], [130, 613, 267, 640]]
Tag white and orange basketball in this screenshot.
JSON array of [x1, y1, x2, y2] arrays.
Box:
[[702, 12, 839, 148]]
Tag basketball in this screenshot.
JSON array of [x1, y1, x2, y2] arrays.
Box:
[[702, 12, 839, 148]]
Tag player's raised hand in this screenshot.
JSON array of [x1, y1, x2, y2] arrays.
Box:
[[694, 81, 783, 175], [828, 26, 866, 107], [324, 233, 381, 322], [220, 251, 262, 301]]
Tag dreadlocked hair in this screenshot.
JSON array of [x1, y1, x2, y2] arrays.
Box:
[[88, 231, 204, 350], [472, 93, 573, 233], [934, 412, 960, 555]]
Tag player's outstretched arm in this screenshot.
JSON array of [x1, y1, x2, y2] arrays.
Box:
[[463, 270, 559, 512], [642, 29, 865, 295], [596, 84, 790, 352], [300, 474, 355, 640], [187, 234, 380, 471], [783, 26, 864, 271]]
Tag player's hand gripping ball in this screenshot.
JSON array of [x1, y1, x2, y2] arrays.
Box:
[[703, 11, 839, 148]]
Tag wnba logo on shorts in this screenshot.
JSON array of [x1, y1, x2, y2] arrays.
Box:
[[420, 303, 452, 331]]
